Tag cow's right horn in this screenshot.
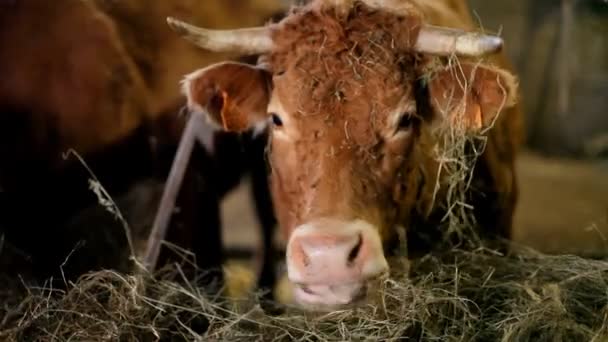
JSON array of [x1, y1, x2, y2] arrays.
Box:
[[166, 17, 275, 55]]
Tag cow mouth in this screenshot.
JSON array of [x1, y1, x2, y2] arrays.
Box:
[[292, 282, 370, 310], [289, 268, 391, 311]]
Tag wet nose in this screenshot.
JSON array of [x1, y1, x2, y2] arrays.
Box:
[[286, 219, 389, 307]]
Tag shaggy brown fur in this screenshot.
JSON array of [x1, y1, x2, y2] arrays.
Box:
[[266, 4, 427, 243]]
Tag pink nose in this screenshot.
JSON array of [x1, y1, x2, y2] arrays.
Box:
[[286, 219, 389, 307]]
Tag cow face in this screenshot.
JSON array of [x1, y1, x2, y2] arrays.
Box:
[[173, 0, 518, 310]]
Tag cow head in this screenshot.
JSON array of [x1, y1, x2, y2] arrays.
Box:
[[169, 0, 518, 310]]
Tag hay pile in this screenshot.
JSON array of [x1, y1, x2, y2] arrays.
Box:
[[2, 245, 608, 341]]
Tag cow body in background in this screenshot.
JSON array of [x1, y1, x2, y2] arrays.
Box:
[[0, 0, 282, 298], [171, 0, 522, 310]]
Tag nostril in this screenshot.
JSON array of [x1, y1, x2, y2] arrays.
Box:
[[292, 238, 311, 267], [300, 284, 315, 295], [346, 233, 363, 267], [301, 248, 311, 267]]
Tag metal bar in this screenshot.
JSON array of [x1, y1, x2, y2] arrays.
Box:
[[143, 112, 205, 271]]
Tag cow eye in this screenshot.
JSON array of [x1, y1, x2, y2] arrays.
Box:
[[270, 112, 283, 127], [397, 112, 415, 131]]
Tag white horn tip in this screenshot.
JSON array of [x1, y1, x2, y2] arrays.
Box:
[[482, 36, 504, 53], [166, 16, 185, 33], [455, 34, 504, 56]]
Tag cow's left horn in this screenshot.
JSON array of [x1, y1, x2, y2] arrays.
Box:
[[414, 25, 503, 57], [166, 17, 274, 55]]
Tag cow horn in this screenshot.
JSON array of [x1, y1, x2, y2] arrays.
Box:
[[414, 25, 503, 57], [166, 17, 274, 55], [348, 0, 503, 56]]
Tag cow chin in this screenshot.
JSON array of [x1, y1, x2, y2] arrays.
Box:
[[285, 218, 389, 309]]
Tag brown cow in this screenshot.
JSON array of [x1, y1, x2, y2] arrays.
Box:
[[168, 0, 521, 310], [0, 0, 283, 298]]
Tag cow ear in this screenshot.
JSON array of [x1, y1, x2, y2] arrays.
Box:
[[425, 62, 518, 131], [181, 62, 271, 132]]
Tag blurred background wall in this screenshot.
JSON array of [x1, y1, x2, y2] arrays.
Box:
[[468, 0, 608, 158]]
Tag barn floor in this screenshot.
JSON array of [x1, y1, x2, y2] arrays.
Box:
[[220, 150, 608, 258]]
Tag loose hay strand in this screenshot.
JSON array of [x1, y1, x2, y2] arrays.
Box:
[[427, 54, 507, 248], [62, 149, 140, 269]]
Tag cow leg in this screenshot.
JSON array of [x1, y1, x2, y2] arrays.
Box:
[[470, 152, 516, 254], [189, 143, 224, 292], [248, 133, 278, 303]]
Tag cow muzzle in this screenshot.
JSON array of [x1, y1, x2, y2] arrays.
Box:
[[286, 218, 389, 309]]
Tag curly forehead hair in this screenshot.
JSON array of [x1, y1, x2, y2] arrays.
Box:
[[271, 2, 424, 52], [265, 3, 429, 117]]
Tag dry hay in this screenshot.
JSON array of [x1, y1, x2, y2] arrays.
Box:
[[0, 245, 608, 341]]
